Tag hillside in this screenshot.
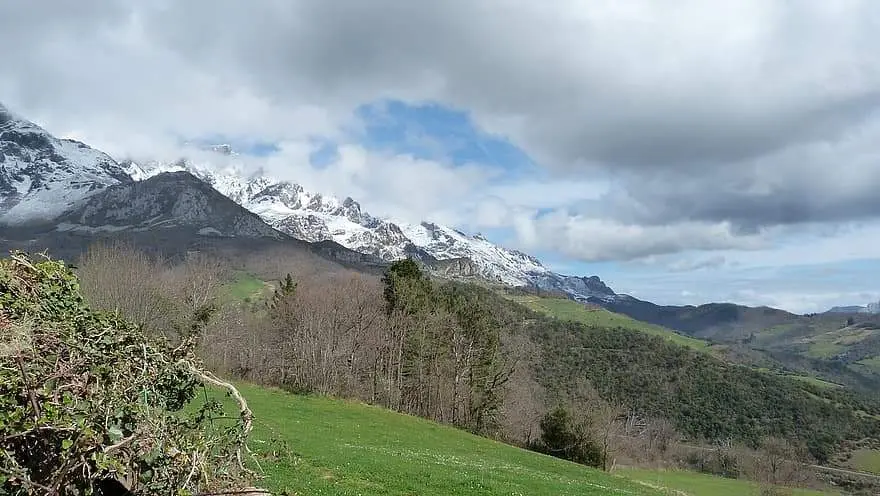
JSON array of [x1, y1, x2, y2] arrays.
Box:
[[201, 382, 834, 495], [213, 268, 880, 467], [505, 293, 711, 351], [201, 383, 664, 495], [594, 296, 880, 391]]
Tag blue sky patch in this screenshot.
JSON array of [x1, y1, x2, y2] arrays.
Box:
[[354, 99, 538, 178]]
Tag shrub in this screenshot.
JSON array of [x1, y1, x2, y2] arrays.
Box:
[[537, 406, 604, 468], [0, 253, 252, 495]]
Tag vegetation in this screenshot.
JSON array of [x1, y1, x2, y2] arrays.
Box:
[[525, 314, 880, 463], [202, 381, 668, 495], [43, 242, 877, 493], [0, 252, 251, 495], [620, 468, 833, 496], [591, 294, 880, 391], [506, 294, 711, 351]]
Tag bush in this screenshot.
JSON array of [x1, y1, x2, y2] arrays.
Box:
[[682, 447, 740, 479], [536, 406, 604, 468], [0, 253, 252, 495]]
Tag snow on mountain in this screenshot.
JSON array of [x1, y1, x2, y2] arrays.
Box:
[[0, 105, 619, 301], [122, 156, 621, 301], [0, 104, 131, 224], [123, 159, 416, 260], [399, 221, 548, 285]]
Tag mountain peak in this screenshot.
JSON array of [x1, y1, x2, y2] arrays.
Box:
[[57, 170, 283, 239], [0, 106, 131, 225], [118, 158, 622, 301]]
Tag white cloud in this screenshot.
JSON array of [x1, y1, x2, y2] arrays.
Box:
[[513, 212, 767, 261], [2, 0, 880, 309]]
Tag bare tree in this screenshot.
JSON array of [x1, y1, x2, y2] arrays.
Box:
[[499, 332, 546, 445]]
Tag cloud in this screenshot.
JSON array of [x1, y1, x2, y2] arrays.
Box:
[[666, 256, 729, 272], [2, 0, 880, 265], [514, 212, 767, 262]]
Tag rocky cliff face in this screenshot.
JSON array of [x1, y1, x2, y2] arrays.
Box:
[[56, 171, 285, 239]]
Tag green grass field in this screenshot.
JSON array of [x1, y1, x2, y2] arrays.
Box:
[[506, 295, 711, 351], [224, 271, 271, 301], [619, 468, 835, 496], [806, 341, 846, 359], [203, 382, 666, 495], [196, 382, 837, 495]]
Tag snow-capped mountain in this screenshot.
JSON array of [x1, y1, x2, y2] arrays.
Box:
[[123, 156, 620, 301], [0, 104, 131, 224], [0, 102, 620, 301], [124, 159, 418, 261]]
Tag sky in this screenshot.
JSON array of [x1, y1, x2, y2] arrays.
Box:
[[2, 0, 880, 313]]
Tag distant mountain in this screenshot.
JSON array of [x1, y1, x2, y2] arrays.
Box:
[[123, 158, 621, 301], [0, 103, 622, 302], [592, 295, 799, 340], [0, 103, 131, 224], [55, 171, 285, 239]]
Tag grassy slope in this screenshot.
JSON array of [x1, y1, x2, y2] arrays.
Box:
[[855, 355, 880, 373], [223, 271, 274, 301], [505, 295, 711, 351], [205, 382, 666, 495], [620, 469, 835, 496], [197, 382, 838, 495]]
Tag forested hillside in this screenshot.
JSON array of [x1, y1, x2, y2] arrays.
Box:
[[65, 242, 880, 485]]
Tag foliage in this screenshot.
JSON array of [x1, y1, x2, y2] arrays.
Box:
[[381, 258, 429, 316], [267, 272, 297, 310], [536, 406, 604, 468], [527, 316, 880, 463], [0, 252, 251, 495], [450, 285, 880, 463], [381, 263, 509, 434]]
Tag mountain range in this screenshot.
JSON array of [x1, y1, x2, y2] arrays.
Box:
[[0, 102, 622, 303], [1, 103, 877, 325], [2, 102, 880, 390]]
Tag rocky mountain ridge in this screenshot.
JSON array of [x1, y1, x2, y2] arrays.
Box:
[[123, 156, 620, 300], [0, 104, 620, 301]]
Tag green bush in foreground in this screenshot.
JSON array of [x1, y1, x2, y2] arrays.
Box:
[[0, 253, 252, 495]]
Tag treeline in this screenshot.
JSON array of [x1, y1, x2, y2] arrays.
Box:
[[525, 317, 880, 463], [73, 242, 880, 481], [76, 244, 516, 436]]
